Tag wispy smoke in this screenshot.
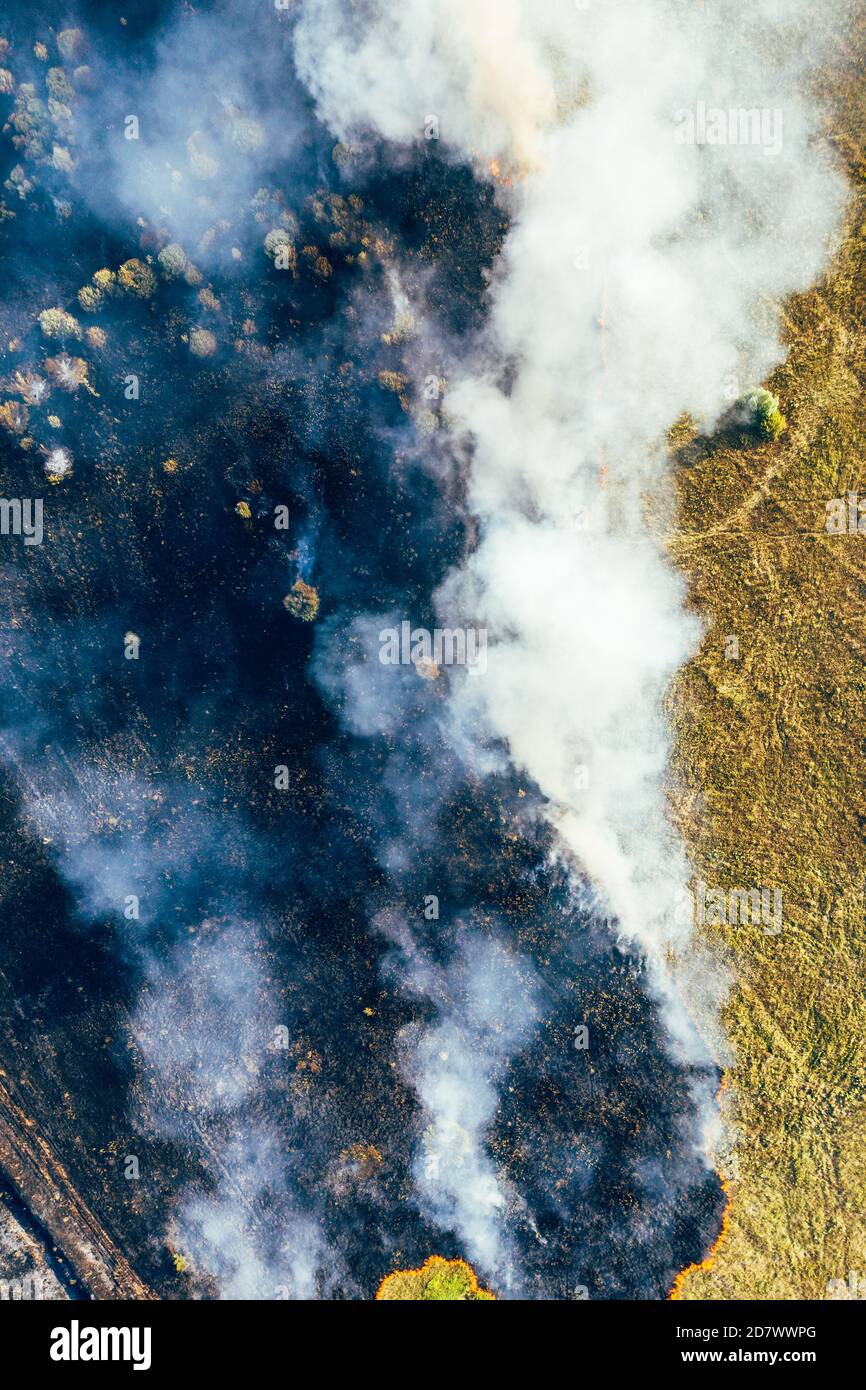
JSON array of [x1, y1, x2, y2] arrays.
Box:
[[63, 1, 317, 269], [136, 922, 328, 1300], [0, 624, 332, 1299], [376, 914, 542, 1282]]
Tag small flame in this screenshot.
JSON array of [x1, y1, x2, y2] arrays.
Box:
[[668, 1075, 734, 1300]]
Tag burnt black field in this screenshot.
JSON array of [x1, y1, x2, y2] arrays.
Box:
[[0, 0, 724, 1299]]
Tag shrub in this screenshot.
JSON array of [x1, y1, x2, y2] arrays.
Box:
[[38, 306, 80, 339], [118, 258, 156, 298], [282, 580, 320, 622], [57, 29, 86, 63], [189, 327, 217, 358], [44, 353, 94, 394], [264, 227, 296, 270], [46, 68, 74, 103], [77, 284, 103, 312], [746, 387, 787, 441], [92, 268, 117, 294], [0, 400, 28, 433], [158, 243, 188, 279]]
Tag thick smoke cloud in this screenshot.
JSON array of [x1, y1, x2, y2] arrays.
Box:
[[295, 0, 847, 1048], [290, 0, 851, 1272]]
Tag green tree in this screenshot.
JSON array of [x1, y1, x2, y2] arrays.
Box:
[[745, 387, 787, 441]]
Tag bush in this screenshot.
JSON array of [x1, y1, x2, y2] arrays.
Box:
[[46, 68, 74, 103], [189, 327, 217, 358], [57, 29, 86, 63], [158, 243, 188, 279], [38, 306, 80, 339], [282, 579, 320, 622], [118, 258, 156, 298], [77, 284, 102, 312], [92, 268, 117, 294], [746, 387, 786, 442], [264, 227, 296, 270]]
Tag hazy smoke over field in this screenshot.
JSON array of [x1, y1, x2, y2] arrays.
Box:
[[0, 663, 329, 1298], [0, 0, 849, 1300], [295, 0, 848, 1259]]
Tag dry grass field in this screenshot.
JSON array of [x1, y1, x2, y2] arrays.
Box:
[[666, 11, 866, 1299]]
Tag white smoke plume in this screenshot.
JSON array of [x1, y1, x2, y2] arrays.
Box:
[[377, 915, 542, 1281], [293, 1, 850, 1290], [295, 0, 847, 1063]]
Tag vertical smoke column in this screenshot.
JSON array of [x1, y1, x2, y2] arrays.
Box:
[[295, 0, 846, 1055]]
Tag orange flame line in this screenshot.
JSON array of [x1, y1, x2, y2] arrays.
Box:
[[375, 1254, 495, 1301], [668, 1075, 734, 1300], [668, 1174, 734, 1300]]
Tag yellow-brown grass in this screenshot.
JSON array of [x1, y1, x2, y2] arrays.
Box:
[[666, 11, 866, 1298]]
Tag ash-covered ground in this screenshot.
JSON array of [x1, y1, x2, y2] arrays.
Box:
[[0, 0, 723, 1299]]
